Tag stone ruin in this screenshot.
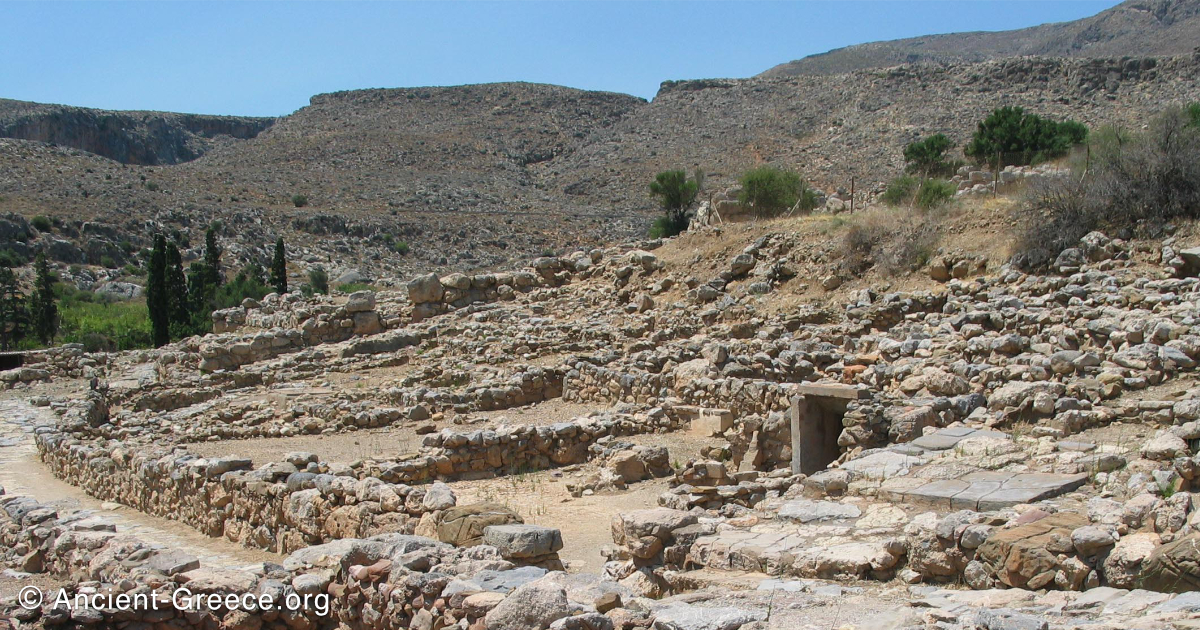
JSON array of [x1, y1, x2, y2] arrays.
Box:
[[5, 227, 1200, 629]]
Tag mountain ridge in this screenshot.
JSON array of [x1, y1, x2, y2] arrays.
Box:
[[759, 0, 1200, 77]]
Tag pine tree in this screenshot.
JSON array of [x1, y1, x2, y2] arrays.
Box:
[[30, 251, 58, 345], [270, 237, 287, 294], [202, 225, 222, 289], [165, 242, 190, 337], [147, 234, 170, 347], [0, 267, 27, 351]]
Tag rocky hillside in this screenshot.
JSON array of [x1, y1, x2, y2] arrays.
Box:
[[1, 55, 1198, 282], [760, 0, 1200, 77], [0, 98, 274, 165]]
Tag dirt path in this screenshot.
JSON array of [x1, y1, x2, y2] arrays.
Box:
[[0, 397, 280, 569]]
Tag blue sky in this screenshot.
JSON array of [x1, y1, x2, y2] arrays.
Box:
[[2, 1, 1121, 117]]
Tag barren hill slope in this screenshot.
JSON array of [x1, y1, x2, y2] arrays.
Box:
[[760, 0, 1200, 77], [1, 56, 1199, 280]]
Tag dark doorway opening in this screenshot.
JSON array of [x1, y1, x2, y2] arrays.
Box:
[[789, 384, 868, 475]]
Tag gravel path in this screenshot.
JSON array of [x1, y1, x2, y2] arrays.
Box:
[[0, 397, 280, 570]]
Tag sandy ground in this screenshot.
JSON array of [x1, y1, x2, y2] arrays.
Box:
[[186, 398, 608, 465], [0, 392, 281, 570]]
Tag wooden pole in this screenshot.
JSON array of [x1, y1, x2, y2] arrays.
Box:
[[849, 177, 855, 214], [993, 151, 1000, 198]]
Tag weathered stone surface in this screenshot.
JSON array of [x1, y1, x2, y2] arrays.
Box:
[[483, 524, 564, 559], [484, 580, 572, 630], [437, 503, 523, 547]]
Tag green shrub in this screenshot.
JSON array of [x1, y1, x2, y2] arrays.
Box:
[[648, 170, 700, 238], [648, 214, 688, 239], [100, 255, 117, 269], [915, 179, 955, 210], [881, 176, 920, 206], [31, 215, 52, 232], [393, 240, 410, 255], [1013, 105, 1200, 269], [966, 106, 1088, 167], [0, 249, 26, 268], [649, 170, 699, 212], [738, 166, 817, 217], [1188, 103, 1200, 128], [56, 289, 153, 351], [308, 267, 329, 294], [903, 134, 959, 176], [338, 282, 373, 293], [292, 194, 308, 208], [882, 177, 954, 210]]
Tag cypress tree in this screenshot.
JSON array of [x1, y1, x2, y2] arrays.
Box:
[[202, 225, 222, 289], [165, 242, 190, 337], [0, 267, 27, 351], [270, 237, 287, 294], [30, 251, 59, 345], [147, 234, 170, 347]]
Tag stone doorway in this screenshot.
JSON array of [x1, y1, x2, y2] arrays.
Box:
[[790, 383, 868, 475]]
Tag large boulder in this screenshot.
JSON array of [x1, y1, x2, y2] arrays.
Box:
[[436, 503, 523, 547], [1136, 532, 1200, 593], [345, 290, 376, 313], [1103, 532, 1161, 589], [976, 512, 1088, 590], [611, 509, 697, 546], [407, 273, 444, 304], [483, 524, 564, 559], [484, 580, 572, 630]]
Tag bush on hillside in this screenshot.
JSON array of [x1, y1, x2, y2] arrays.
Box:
[[966, 106, 1088, 167], [647, 170, 701, 238], [1012, 105, 1200, 269], [839, 210, 939, 277], [738, 166, 818, 217], [903, 134, 962, 177], [881, 176, 955, 210]]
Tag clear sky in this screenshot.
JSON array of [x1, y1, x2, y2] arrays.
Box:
[[2, 1, 1122, 117]]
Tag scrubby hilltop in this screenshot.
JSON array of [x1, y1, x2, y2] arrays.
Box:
[[760, 0, 1200, 77]]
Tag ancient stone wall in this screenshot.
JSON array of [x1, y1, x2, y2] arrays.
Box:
[[35, 429, 443, 554]]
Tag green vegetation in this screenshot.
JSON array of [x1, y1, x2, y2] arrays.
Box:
[[165, 242, 190, 338], [965, 106, 1088, 167], [881, 176, 955, 210], [146, 234, 170, 347], [1188, 102, 1200, 128], [0, 249, 26, 268], [903, 134, 961, 177], [270, 237, 288, 294], [292, 194, 308, 208], [381, 233, 410, 255], [1014, 104, 1200, 268], [31, 215, 52, 232], [30, 252, 58, 344], [738, 166, 819, 217], [213, 264, 270, 310], [648, 169, 700, 238], [0, 266, 28, 351], [56, 288, 151, 352], [307, 266, 329, 295], [337, 282, 373, 293]]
